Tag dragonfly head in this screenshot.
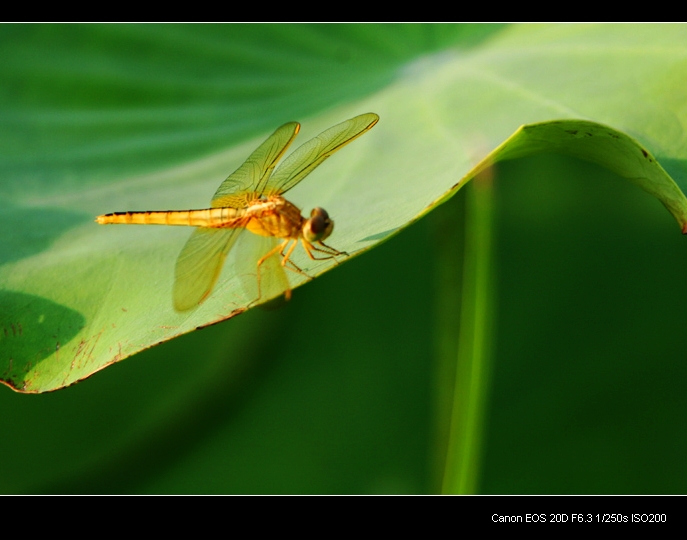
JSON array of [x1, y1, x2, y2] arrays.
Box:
[[303, 207, 334, 243]]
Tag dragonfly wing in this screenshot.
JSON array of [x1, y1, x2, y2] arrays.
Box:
[[173, 227, 242, 311], [265, 113, 379, 196], [211, 122, 300, 208]]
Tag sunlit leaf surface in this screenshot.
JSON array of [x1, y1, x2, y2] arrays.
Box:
[[2, 24, 686, 397]]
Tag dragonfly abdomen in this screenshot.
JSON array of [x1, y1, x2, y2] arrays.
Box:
[[96, 208, 240, 227]]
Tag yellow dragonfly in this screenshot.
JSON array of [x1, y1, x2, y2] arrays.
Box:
[[97, 112, 379, 311]]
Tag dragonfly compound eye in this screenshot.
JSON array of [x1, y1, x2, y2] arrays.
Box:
[[304, 207, 334, 242]]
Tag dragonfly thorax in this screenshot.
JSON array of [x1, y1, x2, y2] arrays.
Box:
[[242, 196, 303, 239], [302, 207, 334, 243]]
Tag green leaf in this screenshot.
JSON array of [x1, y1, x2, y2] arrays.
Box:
[[2, 24, 686, 400]]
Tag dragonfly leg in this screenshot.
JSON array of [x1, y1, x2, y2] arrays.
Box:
[[255, 239, 290, 302], [314, 240, 348, 256], [301, 239, 348, 261], [318, 240, 348, 258], [280, 240, 313, 278]]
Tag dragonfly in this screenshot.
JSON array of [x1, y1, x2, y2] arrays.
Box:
[[97, 112, 379, 311]]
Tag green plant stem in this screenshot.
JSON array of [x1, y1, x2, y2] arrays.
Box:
[[436, 172, 495, 494]]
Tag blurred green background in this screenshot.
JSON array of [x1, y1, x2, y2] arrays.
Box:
[[1, 24, 686, 493]]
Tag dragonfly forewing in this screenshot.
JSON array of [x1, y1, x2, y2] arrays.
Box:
[[210, 121, 300, 208], [265, 113, 379, 196]]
